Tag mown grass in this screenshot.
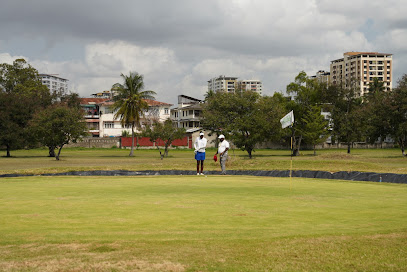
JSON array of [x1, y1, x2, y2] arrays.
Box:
[[0, 147, 407, 175], [0, 175, 406, 271]]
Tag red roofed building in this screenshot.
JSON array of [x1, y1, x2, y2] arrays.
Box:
[[80, 97, 172, 137], [98, 99, 172, 137]]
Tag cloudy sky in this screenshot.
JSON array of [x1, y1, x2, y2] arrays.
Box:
[[1, 0, 406, 105]]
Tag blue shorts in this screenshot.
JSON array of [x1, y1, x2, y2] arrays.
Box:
[[195, 152, 206, 161]]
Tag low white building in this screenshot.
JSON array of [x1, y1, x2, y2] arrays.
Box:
[[98, 99, 172, 137], [171, 95, 203, 130]]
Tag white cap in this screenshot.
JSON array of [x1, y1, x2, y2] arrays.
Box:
[[218, 134, 225, 139], [199, 132, 204, 136]]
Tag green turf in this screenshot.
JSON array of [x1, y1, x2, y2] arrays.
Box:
[[0, 175, 406, 271], [1, 147, 407, 175]]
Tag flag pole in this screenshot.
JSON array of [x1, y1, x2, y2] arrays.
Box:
[[280, 110, 295, 191], [290, 125, 294, 191]]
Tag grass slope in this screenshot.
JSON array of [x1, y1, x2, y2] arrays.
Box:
[[0, 175, 406, 271]]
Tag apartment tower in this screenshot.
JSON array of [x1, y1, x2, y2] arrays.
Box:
[[208, 75, 263, 95], [39, 74, 69, 93], [207, 75, 238, 93], [330, 52, 392, 96]]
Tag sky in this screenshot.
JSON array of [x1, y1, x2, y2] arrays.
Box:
[[1, 0, 406, 105]]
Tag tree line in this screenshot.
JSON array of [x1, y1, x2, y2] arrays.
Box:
[[0, 59, 87, 159], [1, 58, 406, 159], [202, 71, 407, 157]]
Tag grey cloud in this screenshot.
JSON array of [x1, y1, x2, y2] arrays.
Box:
[[1, 0, 407, 103]]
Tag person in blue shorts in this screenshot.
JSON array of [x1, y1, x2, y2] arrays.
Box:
[[194, 132, 207, 175]]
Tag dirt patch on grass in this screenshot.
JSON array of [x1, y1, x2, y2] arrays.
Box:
[[319, 153, 356, 160], [0, 258, 185, 272], [0, 243, 186, 272]]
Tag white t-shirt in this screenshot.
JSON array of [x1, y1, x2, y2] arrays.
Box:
[[194, 137, 207, 152], [218, 140, 230, 154]]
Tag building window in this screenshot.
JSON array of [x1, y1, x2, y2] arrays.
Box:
[[164, 108, 169, 115], [104, 122, 114, 129]]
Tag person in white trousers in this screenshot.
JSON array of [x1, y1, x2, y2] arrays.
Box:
[[215, 134, 229, 175]]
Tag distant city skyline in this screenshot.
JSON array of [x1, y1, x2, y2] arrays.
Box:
[[1, 0, 406, 105]]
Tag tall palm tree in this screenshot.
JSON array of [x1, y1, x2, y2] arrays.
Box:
[[111, 72, 156, 156]]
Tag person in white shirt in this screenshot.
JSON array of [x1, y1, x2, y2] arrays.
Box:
[[215, 134, 229, 175], [194, 132, 207, 175]]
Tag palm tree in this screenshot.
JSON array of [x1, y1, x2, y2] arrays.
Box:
[[111, 72, 156, 156]]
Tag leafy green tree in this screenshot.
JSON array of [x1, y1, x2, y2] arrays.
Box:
[[300, 105, 330, 155], [202, 91, 283, 158], [363, 83, 391, 148], [111, 72, 156, 156], [326, 82, 366, 153], [286, 71, 324, 155], [204, 89, 215, 101], [29, 104, 88, 160], [367, 77, 385, 96], [142, 119, 186, 159], [388, 74, 407, 156], [0, 59, 51, 157]]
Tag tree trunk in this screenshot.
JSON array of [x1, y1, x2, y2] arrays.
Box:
[[130, 126, 135, 156], [6, 144, 11, 157], [164, 144, 169, 157], [313, 144, 316, 156], [293, 135, 302, 156], [347, 143, 351, 154], [156, 145, 164, 160], [247, 148, 252, 159], [55, 145, 64, 161], [48, 146, 55, 157], [399, 138, 406, 157]]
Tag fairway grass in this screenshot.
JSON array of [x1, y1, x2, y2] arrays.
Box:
[[1, 148, 407, 175], [1, 175, 406, 271]]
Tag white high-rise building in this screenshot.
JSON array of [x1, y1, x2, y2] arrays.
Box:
[[39, 74, 69, 93], [330, 52, 393, 96], [208, 75, 238, 93], [208, 75, 262, 95]]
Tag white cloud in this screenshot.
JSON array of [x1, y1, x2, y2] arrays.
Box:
[[0, 53, 26, 64]]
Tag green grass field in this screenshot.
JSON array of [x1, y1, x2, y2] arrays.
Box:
[[1, 148, 406, 271], [1, 175, 406, 271], [1, 147, 407, 175]]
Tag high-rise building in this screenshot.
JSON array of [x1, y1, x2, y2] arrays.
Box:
[[39, 74, 69, 93], [208, 75, 238, 93], [330, 52, 393, 96], [310, 70, 331, 85], [208, 75, 262, 95], [238, 80, 263, 95]]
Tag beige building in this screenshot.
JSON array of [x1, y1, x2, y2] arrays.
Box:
[[208, 75, 263, 95], [208, 75, 238, 93], [330, 52, 393, 96], [310, 70, 331, 85], [238, 80, 263, 95]]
